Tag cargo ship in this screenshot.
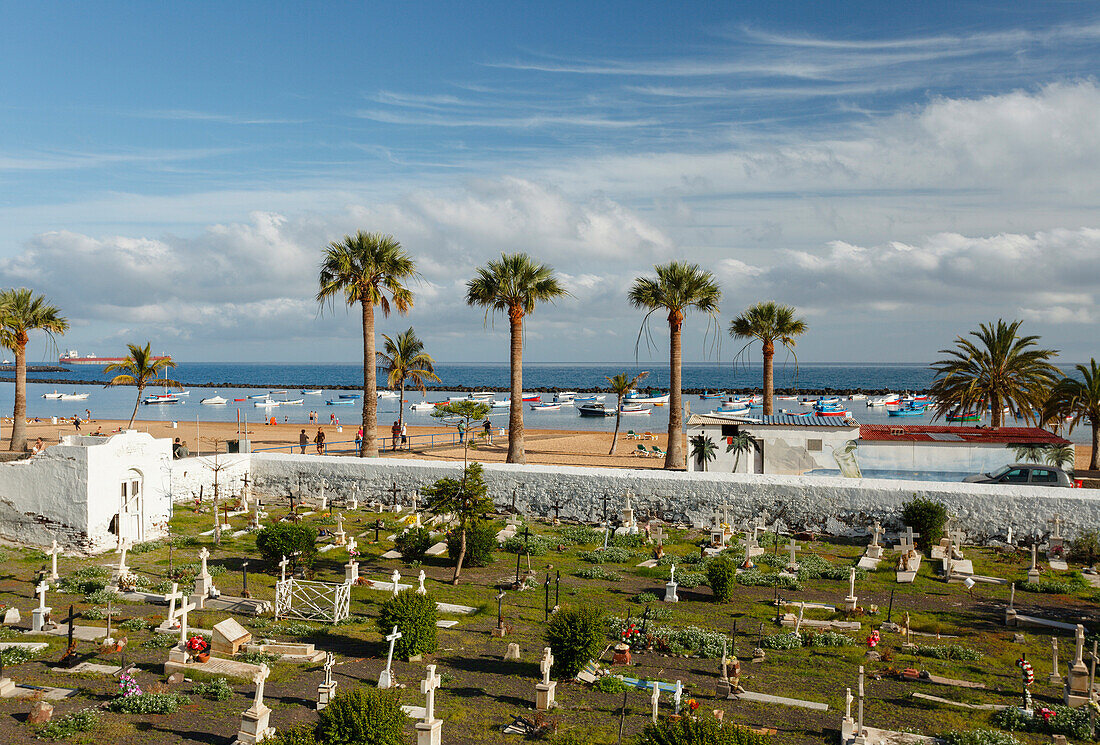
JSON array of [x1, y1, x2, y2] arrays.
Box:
[[59, 350, 173, 366]]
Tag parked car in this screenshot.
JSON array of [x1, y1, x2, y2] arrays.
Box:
[[963, 463, 1079, 488]]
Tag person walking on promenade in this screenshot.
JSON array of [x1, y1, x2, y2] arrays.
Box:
[[391, 421, 401, 451], [400, 421, 407, 447], [314, 427, 325, 454], [299, 429, 308, 454], [457, 421, 465, 444], [355, 426, 363, 454], [483, 419, 492, 445]]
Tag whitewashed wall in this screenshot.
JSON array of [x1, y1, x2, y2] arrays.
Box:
[[686, 423, 859, 475], [171, 453, 252, 505], [237, 453, 1100, 542], [856, 441, 1070, 475], [83, 432, 173, 552]]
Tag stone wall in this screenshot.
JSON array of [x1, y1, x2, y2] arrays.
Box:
[[238, 453, 1100, 542]]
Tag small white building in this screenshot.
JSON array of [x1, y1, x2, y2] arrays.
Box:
[[686, 414, 860, 475], [0, 430, 172, 552]]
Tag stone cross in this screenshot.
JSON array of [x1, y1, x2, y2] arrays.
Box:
[[1029, 544, 1038, 572], [347, 537, 357, 555], [949, 528, 966, 548], [787, 538, 801, 568], [1009, 582, 1016, 609], [903, 612, 911, 645], [720, 638, 728, 681], [251, 663, 270, 713], [279, 555, 289, 583], [540, 647, 554, 686], [1049, 514, 1064, 540], [1074, 624, 1086, 667], [795, 602, 805, 634], [117, 543, 129, 575], [652, 525, 664, 547], [252, 501, 261, 529], [857, 665, 865, 736], [198, 547, 210, 578], [319, 478, 327, 509], [49, 540, 61, 581], [336, 512, 344, 534], [1051, 637, 1062, 684], [36, 580, 49, 611], [164, 582, 182, 627], [323, 652, 335, 687], [900, 525, 920, 551], [417, 570, 427, 596], [848, 567, 857, 598], [673, 679, 683, 715], [378, 625, 403, 689], [349, 482, 359, 509], [650, 681, 660, 723], [669, 564, 676, 583], [176, 594, 198, 646], [391, 569, 402, 597], [421, 664, 442, 723], [869, 521, 884, 548], [845, 688, 853, 721]]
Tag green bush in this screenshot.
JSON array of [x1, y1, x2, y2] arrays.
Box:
[[545, 605, 604, 678], [594, 675, 629, 693], [901, 497, 948, 551], [502, 533, 555, 556], [761, 633, 803, 650], [267, 724, 319, 745], [736, 569, 802, 591], [446, 521, 497, 568], [236, 650, 280, 665], [631, 592, 660, 604], [804, 631, 857, 648], [255, 523, 318, 569], [913, 644, 982, 661], [576, 566, 621, 581], [193, 677, 234, 701], [140, 633, 178, 649], [106, 692, 186, 714], [706, 555, 738, 603], [57, 565, 109, 596], [119, 617, 151, 632], [317, 687, 407, 745], [635, 713, 771, 745], [557, 526, 603, 545], [1068, 530, 1100, 565], [35, 709, 98, 739], [394, 527, 433, 562], [578, 547, 633, 564], [941, 730, 1021, 745], [377, 589, 438, 660], [992, 703, 1094, 740]]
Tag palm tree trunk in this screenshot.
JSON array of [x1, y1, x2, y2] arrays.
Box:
[[361, 301, 378, 457], [452, 527, 467, 585], [128, 385, 142, 429], [398, 381, 406, 430], [762, 339, 775, 416], [665, 316, 684, 469], [1091, 420, 1099, 471], [991, 392, 1002, 429], [609, 398, 622, 456], [507, 308, 525, 464], [9, 341, 27, 451]]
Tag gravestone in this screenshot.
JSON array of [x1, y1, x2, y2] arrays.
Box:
[[1050, 637, 1062, 685], [504, 643, 521, 661], [416, 570, 427, 596], [1064, 624, 1091, 706], [785, 539, 801, 573], [316, 652, 336, 710], [32, 580, 52, 632], [334, 512, 346, 546], [663, 565, 679, 603], [1027, 544, 1041, 584], [378, 626, 402, 689], [213, 617, 252, 656], [842, 567, 859, 612], [535, 647, 556, 711], [194, 547, 219, 608], [48, 540, 62, 582], [415, 664, 443, 745], [650, 680, 660, 723], [236, 663, 274, 744]]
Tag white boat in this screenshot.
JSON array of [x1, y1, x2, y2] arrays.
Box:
[[572, 394, 606, 403], [200, 395, 228, 405], [59, 393, 90, 401], [41, 391, 64, 399], [175, 390, 189, 396], [269, 390, 287, 396], [248, 393, 271, 400], [553, 391, 577, 403], [470, 391, 495, 400], [848, 394, 867, 400], [410, 402, 440, 412], [279, 398, 305, 406], [255, 399, 280, 408], [624, 389, 669, 405], [143, 395, 180, 405], [491, 400, 511, 409], [531, 402, 561, 411], [377, 390, 399, 399], [301, 389, 323, 395], [619, 404, 652, 415]]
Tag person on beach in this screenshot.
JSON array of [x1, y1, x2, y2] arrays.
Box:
[[73, 416, 81, 431], [400, 421, 407, 446], [355, 426, 363, 454], [314, 427, 325, 454], [391, 421, 401, 451], [330, 413, 336, 425], [177, 440, 190, 458], [483, 419, 492, 445], [31, 437, 45, 455], [457, 421, 465, 444], [299, 429, 308, 454], [173, 437, 183, 458]]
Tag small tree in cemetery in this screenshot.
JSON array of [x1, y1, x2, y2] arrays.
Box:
[[317, 687, 407, 745], [544, 604, 603, 678], [377, 589, 438, 660], [901, 496, 948, 551], [446, 520, 496, 568], [394, 526, 433, 562], [706, 554, 738, 602], [255, 523, 318, 570], [421, 461, 493, 584], [431, 399, 490, 466]]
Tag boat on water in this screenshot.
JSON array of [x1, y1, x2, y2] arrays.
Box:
[[326, 399, 355, 406], [572, 394, 606, 403], [279, 398, 305, 406], [625, 389, 670, 405], [377, 390, 399, 399], [947, 410, 981, 422], [410, 402, 443, 412], [143, 395, 181, 405], [619, 404, 652, 415], [200, 395, 228, 405], [867, 394, 900, 407], [717, 399, 750, 414], [552, 392, 577, 403], [531, 402, 561, 411], [522, 394, 541, 402], [59, 393, 90, 401], [887, 403, 926, 417], [269, 390, 287, 396], [247, 393, 270, 400], [776, 395, 798, 401], [339, 393, 361, 399], [848, 394, 867, 400], [698, 391, 726, 399], [491, 400, 511, 409], [470, 391, 495, 400], [41, 391, 64, 399], [301, 389, 323, 395], [255, 399, 280, 408], [578, 403, 615, 417], [816, 409, 852, 418]]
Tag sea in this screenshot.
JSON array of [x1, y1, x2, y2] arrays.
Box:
[[3, 362, 1090, 444]]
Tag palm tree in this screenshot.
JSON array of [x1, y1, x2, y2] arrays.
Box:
[[1012, 443, 1045, 464], [104, 342, 180, 429], [606, 370, 649, 455], [729, 302, 807, 416], [318, 232, 416, 458], [1044, 444, 1075, 471], [629, 262, 721, 469], [690, 434, 717, 471], [726, 432, 755, 473], [377, 327, 440, 430], [466, 253, 569, 464], [0, 288, 68, 451], [929, 319, 1059, 429], [1043, 359, 1100, 469]]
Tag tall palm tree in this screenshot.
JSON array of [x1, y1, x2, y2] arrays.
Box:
[[729, 301, 807, 416], [1043, 359, 1100, 469], [606, 370, 649, 455], [0, 288, 68, 451], [104, 342, 180, 429], [377, 327, 440, 430], [629, 262, 721, 469], [929, 319, 1058, 428], [318, 232, 416, 458], [466, 253, 569, 464], [690, 434, 717, 471]]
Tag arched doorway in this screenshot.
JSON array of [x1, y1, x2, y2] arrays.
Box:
[[120, 469, 144, 543]]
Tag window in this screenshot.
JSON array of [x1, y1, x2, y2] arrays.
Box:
[[721, 424, 739, 437], [807, 439, 823, 452], [999, 468, 1029, 483], [1031, 469, 1058, 483]]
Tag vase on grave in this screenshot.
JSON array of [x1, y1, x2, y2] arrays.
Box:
[[612, 643, 632, 666], [195, 652, 210, 663]]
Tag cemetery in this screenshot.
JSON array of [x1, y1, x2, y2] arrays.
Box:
[[0, 457, 1094, 745]]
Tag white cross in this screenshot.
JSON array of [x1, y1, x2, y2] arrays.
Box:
[[279, 555, 289, 583], [421, 664, 442, 723], [177, 594, 198, 646], [252, 663, 270, 711], [901, 525, 920, 550], [650, 681, 660, 723], [787, 538, 801, 567], [669, 564, 676, 583], [673, 679, 683, 714], [163, 582, 183, 627], [391, 569, 401, 597], [540, 647, 554, 686], [417, 570, 427, 595], [35, 580, 49, 611], [347, 537, 357, 555], [869, 521, 884, 547], [1049, 514, 1064, 539], [379, 625, 403, 689], [49, 540, 61, 580], [336, 512, 345, 533], [949, 529, 966, 547], [117, 543, 129, 575], [323, 651, 335, 686], [1029, 543, 1038, 571], [652, 525, 664, 546], [857, 666, 865, 736], [198, 547, 210, 577], [848, 567, 858, 598]]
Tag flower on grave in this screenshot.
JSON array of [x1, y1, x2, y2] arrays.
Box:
[[118, 673, 142, 698], [185, 635, 208, 654], [348, 548, 359, 557], [867, 630, 880, 648], [688, 698, 699, 712], [1038, 707, 1056, 722]]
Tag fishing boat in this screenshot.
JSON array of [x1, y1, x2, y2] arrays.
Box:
[[326, 399, 355, 406], [175, 390, 189, 396], [269, 390, 287, 396], [248, 393, 270, 400], [200, 395, 228, 405], [301, 389, 323, 395], [848, 394, 867, 400], [41, 391, 64, 399], [717, 400, 750, 414], [552, 392, 577, 403], [619, 404, 652, 415], [491, 400, 511, 409], [578, 403, 615, 417], [522, 394, 541, 402], [339, 393, 361, 399], [410, 401, 444, 412], [698, 391, 726, 399], [887, 408, 925, 417], [279, 398, 305, 406], [625, 389, 669, 405], [816, 409, 852, 418], [531, 402, 561, 411], [377, 390, 398, 399], [572, 394, 606, 403], [59, 393, 90, 401], [255, 399, 280, 408], [867, 394, 899, 407], [947, 410, 980, 422], [776, 395, 798, 401], [470, 391, 495, 400]]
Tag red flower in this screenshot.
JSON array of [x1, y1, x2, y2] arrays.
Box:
[[1038, 708, 1056, 721], [688, 699, 699, 712]]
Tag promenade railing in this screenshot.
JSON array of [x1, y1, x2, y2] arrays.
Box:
[[250, 430, 465, 455]]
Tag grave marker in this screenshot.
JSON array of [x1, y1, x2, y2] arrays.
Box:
[[663, 564, 679, 603], [378, 626, 402, 689], [786, 538, 801, 572], [416, 570, 427, 596], [48, 540, 61, 582], [843, 567, 859, 612], [535, 647, 556, 711], [317, 652, 337, 710], [416, 664, 443, 745], [32, 580, 52, 632], [236, 663, 274, 744]]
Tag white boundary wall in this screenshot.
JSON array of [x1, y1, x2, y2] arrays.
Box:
[[231, 454, 1100, 541]]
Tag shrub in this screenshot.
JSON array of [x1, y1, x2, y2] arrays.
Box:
[[913, 644, 982, 661], [545, 605, 604, 678], [706, 555, 738, 602], [576, 566, 621, 581], [267, 725, 319, 745], [129, 540, 164, 555], [394, 527, 433, 562], [736, 569, 802, 591], [993, 703, 1094, 740], [255, 523, 318, 569], [578, 547, 633, 564], [941, 730, 1022, 745], [901, 497, 948, 550], [140, 633, 178, 649], [636, 713, 771, 745], [377, 589, 438, 660], [119, 617, 151, 632], [594, 675, 628, 693], [193, 677, 234, 701], [35, 709, 99, 739], [236, 650, 280, 665], [106, 692, 186, 714], [804, 631, 857, 648], [1, 646, 40, 665], [1019, 579, 1082, 595], [611, 533, 647, 548], [317, 687, 407, 745], [57, 565, 109, 596], [446, 520, 497, 568], [502, 533, 555, 556], [1068, 530, 1100, 565], [632, 592, 660, 604], [675, 571, 707, 589], [761, 633, 803, 650], [558, 526, 603, 545]]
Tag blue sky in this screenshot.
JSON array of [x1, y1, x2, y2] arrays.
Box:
[[3, 2, 1100, 364]]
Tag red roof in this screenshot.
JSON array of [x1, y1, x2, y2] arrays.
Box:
[[859, 424, 1070, 445]]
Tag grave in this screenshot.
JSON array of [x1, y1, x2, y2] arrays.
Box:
[[857, 521, 885, 570], [31, 580, 53, 632], [785, 538, 801, 573], [212, 617, 252, 656], [317, 652, 337, 710], [1064, 624, 1094, 707], [416, 664, 443, 745], [1026, 544, 1042, 583], [235, 663, 275, 745], [895, 526, 921, 583], [535, 647, 556, 711], [378, 626, 402, 689], [842, 567, 859, 613], [193, 547, 220, 609], [663, 565, 679, 603], [243, 640, 326, 663], [48, 540, 62, 582]]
